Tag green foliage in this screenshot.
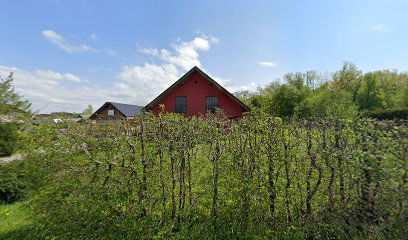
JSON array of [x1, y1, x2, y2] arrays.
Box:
[[330, 61, 362, 96], [271, 84, 307, 117], [366, 107, 408, 120], [0, 73, 31, 116], [0, 202, 31, 239], [244, 62, 408, 119], [357, 72, 386, 110], [0, 73, 31, 157], [296, 90, 358, 119], [0, 160, 27, 203], [0, 123, 20, 157], [10, 114, 407, 239]]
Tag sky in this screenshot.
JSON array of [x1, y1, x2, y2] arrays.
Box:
[[0, 0, 407, 113]]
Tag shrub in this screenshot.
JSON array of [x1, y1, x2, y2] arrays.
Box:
[[0, 123, 19, 157], [366, 107, 408, 120], [0, 160, 27, 203]]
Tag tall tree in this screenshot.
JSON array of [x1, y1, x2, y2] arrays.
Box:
[[331, 61, 362, 101], [0, 73, 31, 116], [357, 72, 386, 110]]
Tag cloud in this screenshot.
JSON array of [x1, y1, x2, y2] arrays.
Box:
[[213, 76, 257, 93], [106, 49, 118, 56], [42, 30, 97, 53], [0, 65, 98, 112], [140, 48, 159, 57], [258, 61, 277, 68], [90, 33, 98, 40], [140, 36, 216, 70], [122, 36, 257, 102], [1, 35, 255, 113], [115, 36, 215, 104], [35, 70, 82, 83], [370, 23, 391, 32]]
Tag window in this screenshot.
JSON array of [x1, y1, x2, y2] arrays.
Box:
[[108, 110, 114, 116], [206, 96, 218, 113], [175, 96, 187, 114]]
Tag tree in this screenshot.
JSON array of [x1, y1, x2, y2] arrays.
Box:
[[82, 105, 94, 115], [357, 72, 386, 110], [0, 73, 31, 116], [331, 61, 362, 101], [0, 72, 31, 156], [271, 84, 306, 117], [296, 89, 358, 119]]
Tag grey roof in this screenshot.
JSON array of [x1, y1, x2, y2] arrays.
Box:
[[110, 102, 143, 117]]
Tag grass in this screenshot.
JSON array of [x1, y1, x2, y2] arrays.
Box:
[[0, 202, 30, 240]]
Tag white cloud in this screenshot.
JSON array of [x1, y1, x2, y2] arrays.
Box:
[[106, 49, 118, 56], [258, 61, 277, 68], [140, 48, 159, 57], [35, 70, 82, 83], [1, 35, 255, 113], [117, 63, 180, 102], [370, 23, 391, 32], [140, 36, 216, 70], [213, 76, 257, 93], [90, 33, 98, 40], [42, 30, 97, 53], [121, 36, 257, 103], [0, 65, 96, 113]]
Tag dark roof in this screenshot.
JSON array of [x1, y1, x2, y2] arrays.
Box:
[[144, 66, 251, 112], [90, 102, 143, 119], [110, 102, 143, 117]]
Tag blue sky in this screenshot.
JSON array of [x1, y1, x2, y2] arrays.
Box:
[[1, 0, 407, 113]]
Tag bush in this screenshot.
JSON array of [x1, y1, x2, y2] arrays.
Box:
[[366, 107, 408, 120], [0, 123, 19, 157], [0, 160, 27, 204]]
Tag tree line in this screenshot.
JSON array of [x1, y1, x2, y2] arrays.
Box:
[[236, 62, 408, 119]]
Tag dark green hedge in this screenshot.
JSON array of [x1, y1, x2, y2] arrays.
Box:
[[366, 107, 408, 120]]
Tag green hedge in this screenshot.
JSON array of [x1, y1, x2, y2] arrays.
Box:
[[366, 107, 408, 120], [20, 115, 408, 239]]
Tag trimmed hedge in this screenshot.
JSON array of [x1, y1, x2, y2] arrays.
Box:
[[366, 107, 408, 120]]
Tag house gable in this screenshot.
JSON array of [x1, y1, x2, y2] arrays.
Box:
[[145, 66, 251, 118], [89, 102, 127, 120], [90, 102, 143, 120]]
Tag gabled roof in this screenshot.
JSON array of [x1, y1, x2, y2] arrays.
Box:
[[90, 102, 143, 118], [110, 102, 143, 117], [144, 66, 251, 112]]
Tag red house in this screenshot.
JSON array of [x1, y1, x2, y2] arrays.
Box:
[[144, 66, 251, 118]]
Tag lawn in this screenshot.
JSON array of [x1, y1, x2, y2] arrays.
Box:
[[0, 202, 30, 239]]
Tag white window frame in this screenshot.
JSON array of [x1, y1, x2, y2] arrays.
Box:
[[108, 110, 115, 116]]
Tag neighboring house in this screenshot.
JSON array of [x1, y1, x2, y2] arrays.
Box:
[[144, 66, 251, 118], [89, 102, 143, 120], [33, 112, 84, 124]]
